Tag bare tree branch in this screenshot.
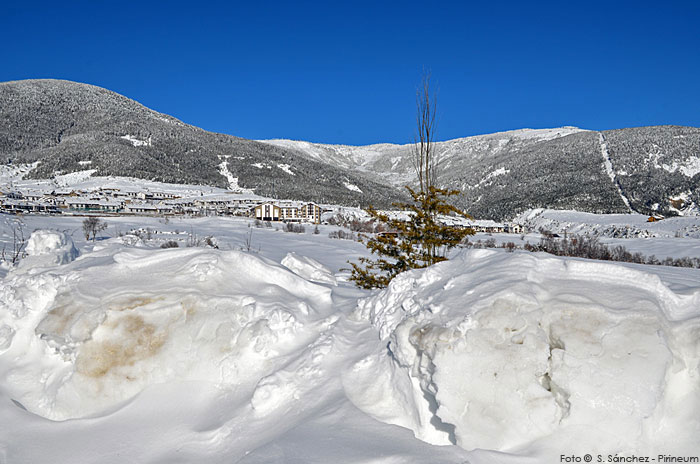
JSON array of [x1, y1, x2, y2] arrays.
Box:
[[412, 72, 439, 194]]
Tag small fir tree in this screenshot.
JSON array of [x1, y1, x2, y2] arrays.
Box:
[[349, 73, 474, 289], [349, 186, 473, 289]]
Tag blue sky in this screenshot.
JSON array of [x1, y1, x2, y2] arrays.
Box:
[[2, 1, 699, 145]]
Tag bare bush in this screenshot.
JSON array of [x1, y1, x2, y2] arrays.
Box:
[[82, 217, 108, 242], [326, 214, 379, 233], [526, 234, 700, 269], [1, 219, 27, 264], [185, 229, 218, 248], [285, 223, 306, 233], [328, 230, 356, 240], [347, 219, 375, 233], [242, 228, 255, 252]]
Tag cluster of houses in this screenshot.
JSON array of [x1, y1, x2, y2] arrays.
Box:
[[0, 186, 523, 233], [0, 187, 328, 224]]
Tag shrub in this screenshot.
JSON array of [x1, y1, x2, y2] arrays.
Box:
[[526, 233, 700, 269], [285, 223, 305, 233], [82, 217, 108, 242], [328, 230, 356, 240]]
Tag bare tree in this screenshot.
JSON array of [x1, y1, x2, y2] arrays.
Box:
[[82, 217, 107, 242], [413, 72, 439, 194]]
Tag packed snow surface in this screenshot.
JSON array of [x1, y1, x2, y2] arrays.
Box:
[[1, 220, 699, 463]]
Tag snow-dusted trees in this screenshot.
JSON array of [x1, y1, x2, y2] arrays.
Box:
[[350, 74, 473, 289]]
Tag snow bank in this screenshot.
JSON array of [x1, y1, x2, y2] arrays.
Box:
[[282, 252, 337, 285], [21, 229, 79, 268], [2, 226, 699, 462], [348, 249, 700, 456], [0, 247, 334, 420]]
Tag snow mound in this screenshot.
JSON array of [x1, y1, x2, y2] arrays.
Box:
[[0, 247, 334, 420], [22, 230, 79, 267], [282, 252, 338, 285], [348, 249, 700, 455]]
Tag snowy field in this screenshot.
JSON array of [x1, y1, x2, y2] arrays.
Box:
[[1, 213, 699, 463], [517, 208, 700, 239]]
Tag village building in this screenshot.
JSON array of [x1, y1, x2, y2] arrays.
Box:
[[278, 202, 300, 222], [2, 191, 24, 200], [123, 202, 174, 215], [253, 201, 322, 224], [464, 219, 506, 234], [505, 223, 524, 234], [64, 198, 123, 212], [300, 202, 322, 224], [254, 202, 281, 221], [124, 203, 158, 215], [0, 198, 61, 214]]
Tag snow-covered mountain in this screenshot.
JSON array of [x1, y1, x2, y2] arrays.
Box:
[[262, 125, 700, 219], [262, 127, 587, 187], [2, 79, 699, 219], [0, 79, 406, 208]]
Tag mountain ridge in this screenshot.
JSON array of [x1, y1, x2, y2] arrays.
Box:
[[2, 79, 699, 219], [0, 79, 407, 208], [260, 125, 700, 219]]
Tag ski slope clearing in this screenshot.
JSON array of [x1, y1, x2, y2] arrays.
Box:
[[0, 217, 699, 463]]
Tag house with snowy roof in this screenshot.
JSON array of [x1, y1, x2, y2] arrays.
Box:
[[0, 198, 61, 214], [64, 198, 123, 212]]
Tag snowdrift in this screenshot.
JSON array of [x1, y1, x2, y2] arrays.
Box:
[[1, 231, 699, 462], [0, 237, 335, 420], [348, 249, 700, 456]]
